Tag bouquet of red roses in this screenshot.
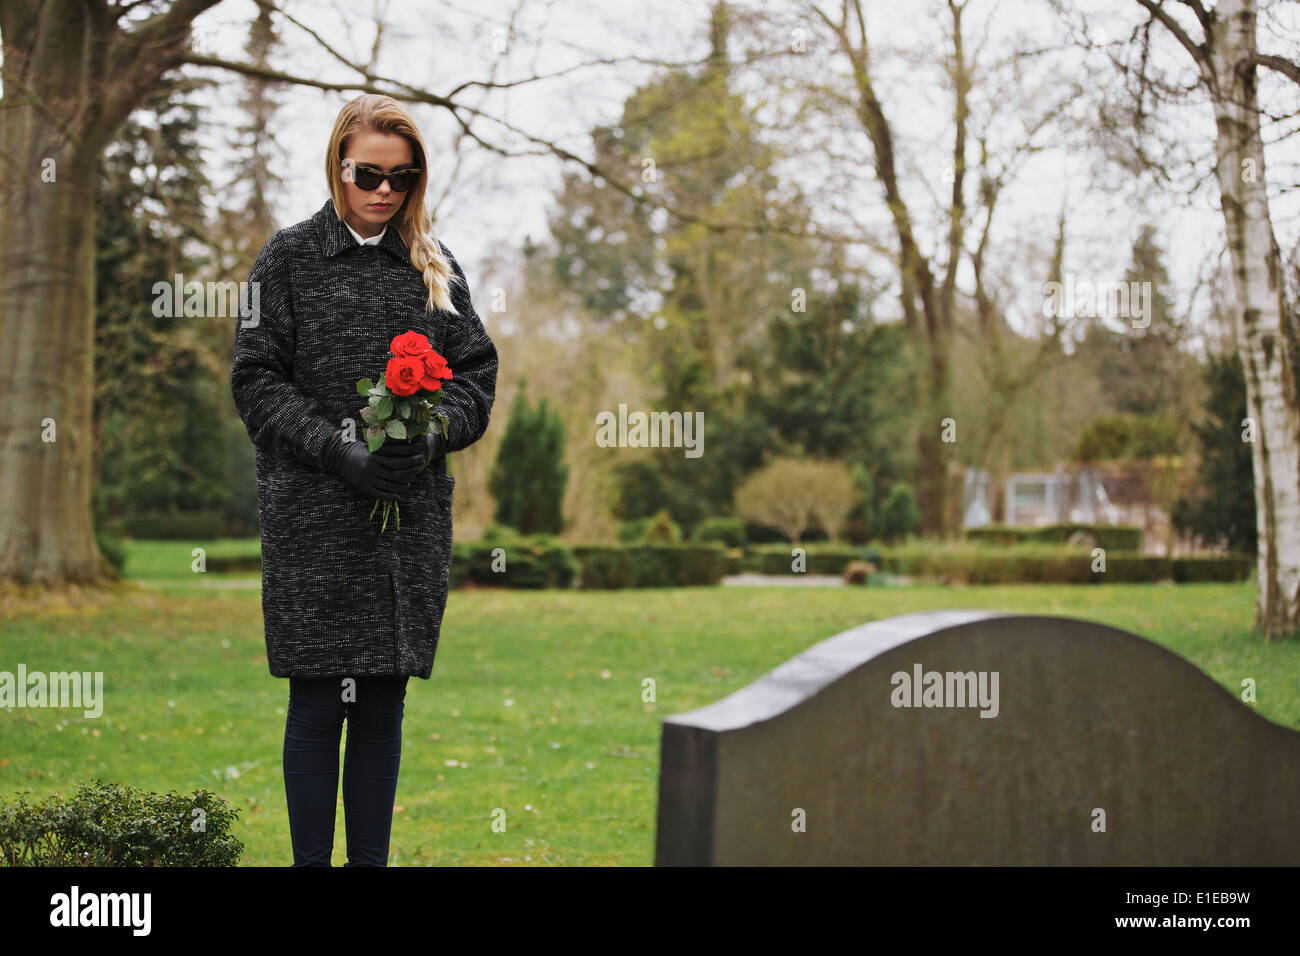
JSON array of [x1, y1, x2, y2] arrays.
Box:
[[356, 331, 454, 532]]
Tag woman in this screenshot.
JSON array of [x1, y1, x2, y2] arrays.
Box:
[[230, 93, 498, 866]]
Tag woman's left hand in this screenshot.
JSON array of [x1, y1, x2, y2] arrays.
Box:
[[374, 429, 445, 475]]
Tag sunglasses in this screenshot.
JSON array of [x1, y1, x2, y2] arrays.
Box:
[[341, 158, 422, 192]]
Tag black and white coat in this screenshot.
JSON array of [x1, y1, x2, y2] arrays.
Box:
[[230, 199, 498, 679]]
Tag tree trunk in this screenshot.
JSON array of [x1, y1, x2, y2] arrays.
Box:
[[0, 0, 216, 586], [1210, 0, 1300, 639], [0, 164, 105, 584], [0, 9, 109, 585]]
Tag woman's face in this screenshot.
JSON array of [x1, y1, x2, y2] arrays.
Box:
[[340, 129, 415, 238]]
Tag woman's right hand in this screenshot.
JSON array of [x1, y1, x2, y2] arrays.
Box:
[[320, 428, 425, 500]]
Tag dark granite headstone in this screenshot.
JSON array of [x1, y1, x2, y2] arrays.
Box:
[[654, 610, 1300, 865]]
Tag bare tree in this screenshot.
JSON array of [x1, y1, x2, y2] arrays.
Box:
[[1075, 0, 1300, 639], [736, 457, 852, 544]]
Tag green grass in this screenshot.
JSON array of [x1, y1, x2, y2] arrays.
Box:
[[2, 541, 1297, 866], [122, 538, 261, 579]]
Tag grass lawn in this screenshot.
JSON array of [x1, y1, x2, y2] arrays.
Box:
[[2, 540, 1297, 866]]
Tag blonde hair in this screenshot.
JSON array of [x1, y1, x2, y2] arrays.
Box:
[[325, 94, 459, 315]]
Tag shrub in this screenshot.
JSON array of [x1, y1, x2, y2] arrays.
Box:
[[876, 541, 1182, 584], [641, 509, 682, 544], [618, 509, 681, 544], [617, 517, 651, 544], [965, 524, 1143, 552], [690, 516, 747, 548], [95, 532, 127, 576], [571, 544, 727, 588], [0, 779, 243, 867], [480, 523, 521, 544], [740, 543, 881, 575], [877, 483, 921, 541], [451, 536, 578, 589], [1172, 554, 1254, 582]]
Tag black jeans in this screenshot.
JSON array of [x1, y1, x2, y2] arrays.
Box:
[[282, 674, 410, 866]]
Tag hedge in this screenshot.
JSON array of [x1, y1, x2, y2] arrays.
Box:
[[965, 523, 1143, 552], [450, 535, 579, 589], [570, 544, 727, 588], [740, 543, 883, 576], [1172, 554, 1254, 583], [880, 543, 1249, 584]]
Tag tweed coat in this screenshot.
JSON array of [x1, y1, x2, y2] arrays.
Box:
[[230, 199, 498, 680]]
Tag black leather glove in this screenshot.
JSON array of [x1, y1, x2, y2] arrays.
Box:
[[320, 428, 425, 500], [373, 428, 445, 475]]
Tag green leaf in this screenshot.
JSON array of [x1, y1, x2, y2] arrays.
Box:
[[376, 396, 393, 419], [435, 412, 450, 439], [368, 394, 381, 408], [398, 401, 411, 420], [360, 406, 378, 424], [366, 426, 385, 452], [356, 377, 374, 395], [385, 419, 407, 440]]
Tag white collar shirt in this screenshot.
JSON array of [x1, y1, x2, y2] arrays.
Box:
[[345, 221, 387, 246]]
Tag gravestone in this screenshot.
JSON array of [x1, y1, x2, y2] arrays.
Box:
[[654, 610, 1300, 865]]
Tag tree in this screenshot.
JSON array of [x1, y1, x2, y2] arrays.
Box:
[[810, 0, 1082, 537], [93, 74, 225, 525], [1172, 351, 1257, 554], [806, 461, 857, 542], [0, 0, 224, 584], [488, 386, 568, 535], [877, 483, 921, 542], [1082, 0, 1300, 638], [736, 457, 850, 544]]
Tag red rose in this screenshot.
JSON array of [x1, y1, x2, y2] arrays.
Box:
[[385, 356, 425, 396], [391, 331, 432, 358], [419, 350, 454, 391]]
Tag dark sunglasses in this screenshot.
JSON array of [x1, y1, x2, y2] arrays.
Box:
[[341, 158, 422, 192]]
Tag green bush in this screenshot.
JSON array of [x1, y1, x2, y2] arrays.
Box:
[[617, 517, 651, 544], [618, 509, 681, 545], [1102, 554, 1171, 583], [878, 483, 921, 541], [95, 531, 127, 576], [877, 541, 1181, 584], [451, 536, 579, 589], [480, 523, 521, 544], [965, 524, 1143, 552], [571, 544, 726, 588], [740, 543, 882, 575], [0, 779, 244, 866], [690, 516, 747, 548], [1172, 554, 1254, 583]]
